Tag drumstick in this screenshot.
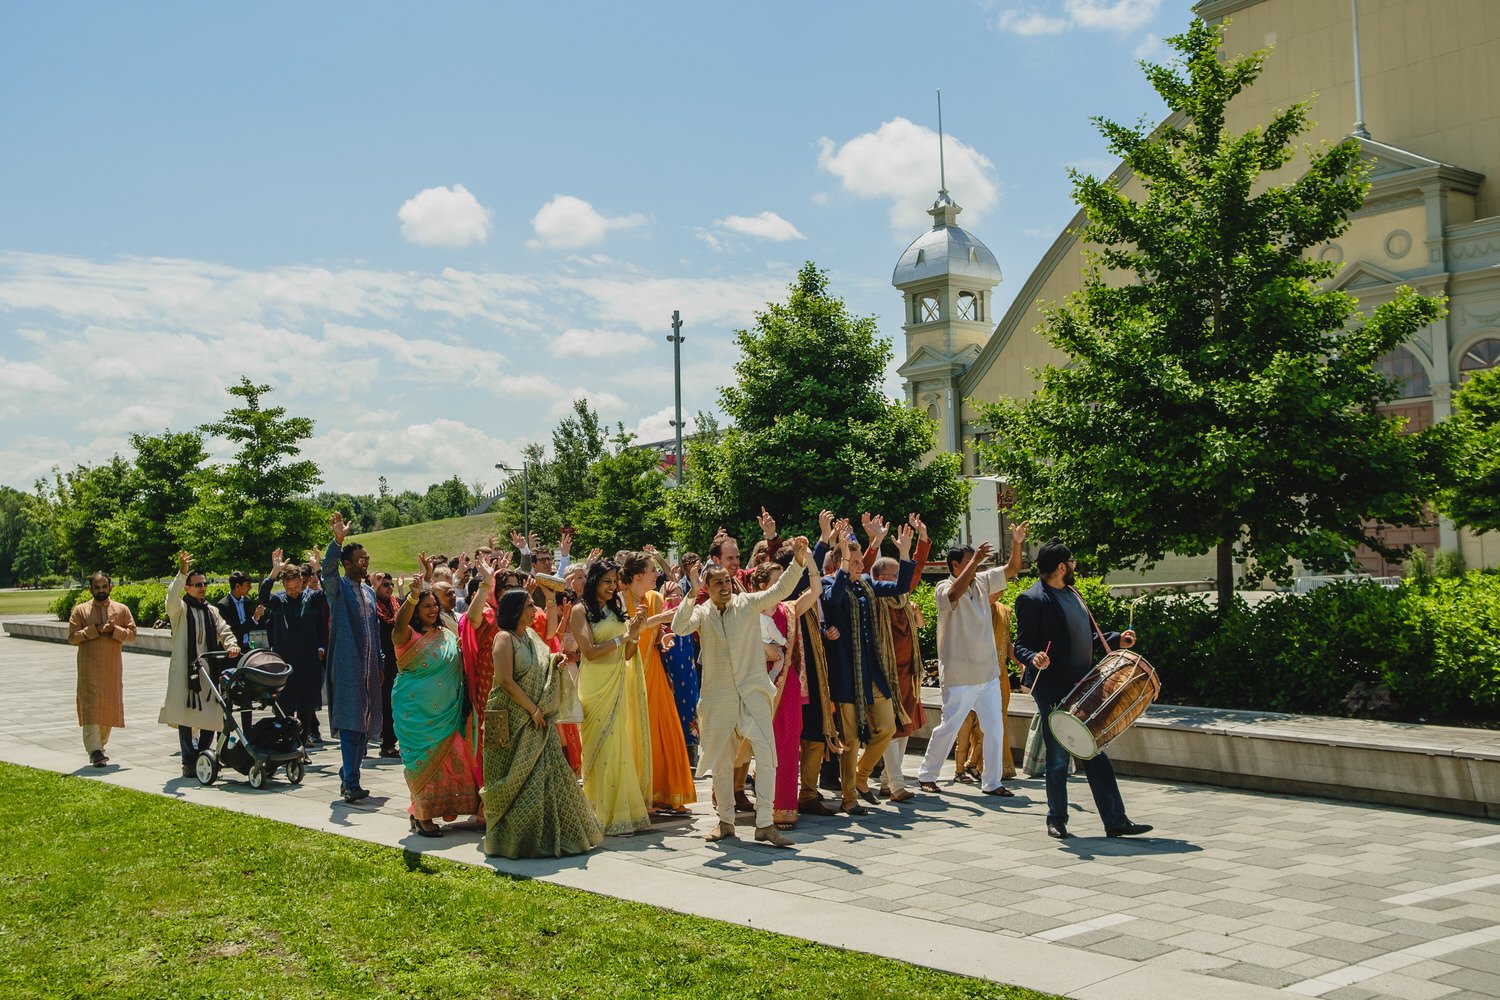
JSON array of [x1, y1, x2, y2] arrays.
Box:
[[1128, 604, 1134, 631]]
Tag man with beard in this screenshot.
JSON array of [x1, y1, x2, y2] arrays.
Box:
[[1014, 540, 1151, 840], [324, 512, 383, 802], [67, 572, 138, 766], [260, 550, 330, 747], [160, 551, 240, 776]]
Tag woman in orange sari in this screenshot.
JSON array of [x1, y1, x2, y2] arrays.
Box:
[[392, 576, 479, 837], [621, 552, 696, 814]]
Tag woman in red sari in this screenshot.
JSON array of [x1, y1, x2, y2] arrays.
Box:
[[749, 560, 822, 829]]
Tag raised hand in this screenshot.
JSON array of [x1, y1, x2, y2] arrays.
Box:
[[477, 560, 496, 587], [559, 527, 574, 556], [791, 535, 810, 564], [331, 512, 349, 544], [495, 551, 512, 571], [895, 523, 914, 560], [271, 548, 284, 574], [407, 574, 422, 597], [818, 509, 835, 543], [758, 506, 777, 539], [528, 532, 541, 552], [909, 513, 928, 541], [713, 525, 729, 543], [177, 550, 193, 574], [626, 609, 646, 640], [975, 540, 995, 564], [1011, 521, 1029, 547], [587, 547, 602, 563], [510, 530, 526, 551]]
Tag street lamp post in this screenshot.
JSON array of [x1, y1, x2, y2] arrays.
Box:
[[495, 462, 529, 541], [667, 309, 685, 485]]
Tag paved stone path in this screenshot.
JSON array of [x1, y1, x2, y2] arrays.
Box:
[[4, 630, 1499, 1000]]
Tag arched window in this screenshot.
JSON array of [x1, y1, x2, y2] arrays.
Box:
[[1459, 337, 1500, 382], [1375, 346, 1430, 399], [920, 294, 940, 322], [957, 291, 977, 321]]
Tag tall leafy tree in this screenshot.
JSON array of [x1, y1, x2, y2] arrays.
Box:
[[176, 378, 325, 572], [669, 262, 967, 553], [978, 20, 1446, 612], [101, 430, 209, 579], [1434, 367, 1500, 533], [569, 431, 672, 553], [0, 487, 59, 586], [495, 402, 609, 542], [46, 457, 132, 579]]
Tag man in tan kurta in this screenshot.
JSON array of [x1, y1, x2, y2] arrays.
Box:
[[672, 535, 811, 847], [68, 572, 137, 766]]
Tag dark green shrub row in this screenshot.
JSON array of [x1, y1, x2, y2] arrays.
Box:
[[51, 581, 231, 627], [914, 570, 1497, 723]]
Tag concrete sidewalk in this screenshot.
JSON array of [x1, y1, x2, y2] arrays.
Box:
[[5, 633, 1498, 1000]]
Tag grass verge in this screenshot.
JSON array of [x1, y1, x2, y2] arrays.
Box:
[[350, 514, 501, 576], [0, 763, 1056, 999], [0, 589, 66, 616]]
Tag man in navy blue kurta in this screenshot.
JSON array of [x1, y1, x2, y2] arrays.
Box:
[[322, 513, 382, 802]]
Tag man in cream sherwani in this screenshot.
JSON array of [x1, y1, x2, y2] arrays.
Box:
[[673, 534, 811, 848]]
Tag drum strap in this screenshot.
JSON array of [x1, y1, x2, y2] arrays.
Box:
[[1068, 587, 1112, 656]]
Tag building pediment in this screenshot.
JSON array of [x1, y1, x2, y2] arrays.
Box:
[[898, 343, 980, 383], [1327, 259, 1407, 293]]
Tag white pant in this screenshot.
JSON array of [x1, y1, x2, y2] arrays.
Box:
[[882, 736, 909, 791], [917, 677, 1007, 792]]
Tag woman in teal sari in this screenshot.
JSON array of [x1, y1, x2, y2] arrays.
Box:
[[483, 587, 603, 858], [392, 577, 479, 837]]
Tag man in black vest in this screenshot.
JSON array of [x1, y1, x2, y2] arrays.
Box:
[[1014, 540, 1152, 840]]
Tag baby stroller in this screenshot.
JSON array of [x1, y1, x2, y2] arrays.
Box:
[[192, 649, 307, 789]]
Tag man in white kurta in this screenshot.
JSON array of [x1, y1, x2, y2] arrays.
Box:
[[672, 536, 811, 846]]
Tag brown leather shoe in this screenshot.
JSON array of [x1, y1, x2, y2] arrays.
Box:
[[754, 825, 794, 848], [705, 822, 737, 842], [733, 792, 755, 813], [799, 796, 837, 816]]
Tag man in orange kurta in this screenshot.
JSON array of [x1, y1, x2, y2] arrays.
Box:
[[67, 572, 138, 766]]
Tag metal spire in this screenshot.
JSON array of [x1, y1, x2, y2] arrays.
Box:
[[937, 89, 948, 194], [1350, 0, 1370, 139]]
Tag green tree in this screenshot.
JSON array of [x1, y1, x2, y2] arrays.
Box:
[[47, 457, 132, 579], [10, 517, 54, 586], [175, 378, 325, 572], [669, 262, 967, 554], [495, 402, 608, 543], [1435, 367, 1500, 532], [423, 475, 475, 521], [0, 488, 60, 587], [976, 20, 1445, 613], [569, 431, 672, 553], [101, 430, 209, 579]]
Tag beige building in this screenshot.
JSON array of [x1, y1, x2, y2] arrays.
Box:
[[898, 0, 1500, 581]]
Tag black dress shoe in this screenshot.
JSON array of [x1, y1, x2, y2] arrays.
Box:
[[1106, 822, 1153, 838], [799, 797, 837, 817], [409, 816, 443, 838], [89, 750, 108, 767], [858, 788, 880, 805], [1047, 820, 1071, 839], [843, 801, 869, 816], [340, 785, 370, 803], [380, 745, 400, 759], [982, 786, 1015, 797]]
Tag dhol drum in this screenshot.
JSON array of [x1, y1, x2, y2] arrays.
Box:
[[1048, 650, 1161, 760]]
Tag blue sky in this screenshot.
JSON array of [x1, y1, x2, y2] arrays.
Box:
[[0, 0, 1183, 493]]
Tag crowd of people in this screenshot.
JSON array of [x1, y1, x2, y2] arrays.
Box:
[[67, 506, 1153, 859]]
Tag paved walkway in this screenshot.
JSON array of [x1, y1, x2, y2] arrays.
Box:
[[5, 632, 1499, 1000]]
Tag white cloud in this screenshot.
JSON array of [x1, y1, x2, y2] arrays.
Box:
[[714, 211, 805, 242], [997, 8, 1068, 35], [397, 184, 493, 248], [630, 405, 679, 443], [308, 417, 527, 494], [547, 327, 652, 359], [1066, 0, 1160, 32], [810, 192, 829, 206], [547, 388, 626, 421], [695, 228, 724, 252], [996, 0, 1160, 37], [528, 195, 648, 249], [817, 118, 1001, 232], [1133, 31, 1170, 61], [560, 274, 789, 332]]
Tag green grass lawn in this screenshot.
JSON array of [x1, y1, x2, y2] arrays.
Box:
[[0, 589, 66, 616], [350, 514, 502, 575], [0, 764, 1055, 999]]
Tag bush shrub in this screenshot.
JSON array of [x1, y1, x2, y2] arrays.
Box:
[[993, 572, 1500, 724], [51, 581, 231, 626]]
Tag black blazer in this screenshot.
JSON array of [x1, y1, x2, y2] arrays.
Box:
[[215, 593, 256, 645], [1012, 580, 1120, 706]]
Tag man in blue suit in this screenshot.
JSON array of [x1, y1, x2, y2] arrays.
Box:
[[1014, 540, 1152, 840]]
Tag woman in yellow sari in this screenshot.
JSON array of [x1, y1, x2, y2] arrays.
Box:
[[621, 552, 696, 815], [568, 559, 652, 836]]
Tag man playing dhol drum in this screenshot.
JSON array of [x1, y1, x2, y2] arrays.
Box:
[[1014, 540, 1153, 840]]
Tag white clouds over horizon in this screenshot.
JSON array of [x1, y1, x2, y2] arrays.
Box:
[[529, 195, 648, 249], [0, 250, 781, 493], [398, 184, 493, 247], [818, 118, 1001, 232], [714, 211, 805, 242]]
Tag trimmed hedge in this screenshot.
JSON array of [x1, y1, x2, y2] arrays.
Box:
[[915, 570, 1498, 724], [51, 581, 231, 627]]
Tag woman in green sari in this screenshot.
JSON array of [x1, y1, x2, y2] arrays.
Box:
[[392, 577, 479, 837], [483, 587, 603, 858]]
